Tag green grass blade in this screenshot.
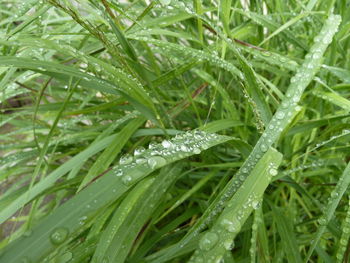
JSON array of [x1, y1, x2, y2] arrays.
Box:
[[189, 147, 282, 262], [305, 161, 350, 261], [0, 131, 231, 262]]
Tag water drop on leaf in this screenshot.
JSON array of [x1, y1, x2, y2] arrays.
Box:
[[199, 232, 219, 251], [119, 154, 133, 165], [147, 156, 166, 169], [50, 227, 69, 245]]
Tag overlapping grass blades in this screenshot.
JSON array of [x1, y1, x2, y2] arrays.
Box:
[[155, 13, 341, 260], [305, 161, 350, 261], [0, 131, 231, 263], [1, 0, 350, 262], [189, 147, 282, 262]]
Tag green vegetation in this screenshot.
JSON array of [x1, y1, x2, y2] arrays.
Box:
[[0, 0, 349, 262]]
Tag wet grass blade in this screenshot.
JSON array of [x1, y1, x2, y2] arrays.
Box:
[[189, 147, 282, 262], [0, 131, 231, 263], [305, 161, 350, 261]]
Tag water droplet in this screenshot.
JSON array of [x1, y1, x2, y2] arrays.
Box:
[[276, 111, 285, 120], [220, 217, 241, 233], [115, 169, 123, 177], [121, 175, 133, 186], [162, 140, 173, 149], [199, 232, 219, 251], [223, 239, 234, 250], [119, 154, 133, 165], [260, 144, 268, 152], [148, 141, 157, 149], [180, 145, 189, 152], [50, 227, 69, 245], [135, 158, 146, 164], [269, 168, 278, 176], [134, 146, 145, 156], [193, 148, 201, 154], [251, 200, 261, 210], [147, 156, 166, 169]]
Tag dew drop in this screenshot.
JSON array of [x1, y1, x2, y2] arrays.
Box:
[[223, 239, 234, 250], [134, 146, 145, 156], [148, 141, 157, 149], [269, 168, 278, 176], [119, 154, 133, 165], [147, 156, 166, 169], [251, 200, 261, 210], [115, 169, 123, 177], [121, 175, 133, 186], [276, 111, 285, 120], [220, 217, 241, 233], [193, 148, 201, 154], [50, 227, 69, 245], [260, 144, 268, 152], [199, 232, 219, 251], [135, 158, 146, 164], [162, 140, 173, 149]]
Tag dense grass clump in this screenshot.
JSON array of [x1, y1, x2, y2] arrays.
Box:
[[0, 0, 350, 262]]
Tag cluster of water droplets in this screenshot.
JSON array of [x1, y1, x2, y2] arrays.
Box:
[[281, 160, 325, 177], [313, 129, 350, 150], [112, 130, 221, 186], [250, 209, 263, 263], [336, 198, 350, 262]]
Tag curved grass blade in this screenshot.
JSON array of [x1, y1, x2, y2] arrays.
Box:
[[189, 147, 282, 262], [336, 195, 350, 263], [0, 130, 232, 263], [305, 161, 350, 261]]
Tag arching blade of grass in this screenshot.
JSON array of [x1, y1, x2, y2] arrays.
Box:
[[92, 164, 183, 263], [189, 147, 282, 262], [336, 195, 350, 263], [314, 91, 350, 112], [155, 13, 341, 262], [259, 12, 310, 46], [233, 8, 308, 50], [128, 37, 243, 79], [0, 115, 142, 224], [0, 131, 232, 263], [305, 161, 350, 261], [0, 56, 158, 122]]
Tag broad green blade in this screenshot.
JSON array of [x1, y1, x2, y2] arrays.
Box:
[[188, 147, 282, 262], [0, 131, 231, 263]]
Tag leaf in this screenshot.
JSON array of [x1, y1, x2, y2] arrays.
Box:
[[305, 161, 350, 261], [189, 147, 283, 262], [0, 130, 232, 263]]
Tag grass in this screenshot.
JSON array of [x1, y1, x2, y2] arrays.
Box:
[[0, 0, 350, 262]]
